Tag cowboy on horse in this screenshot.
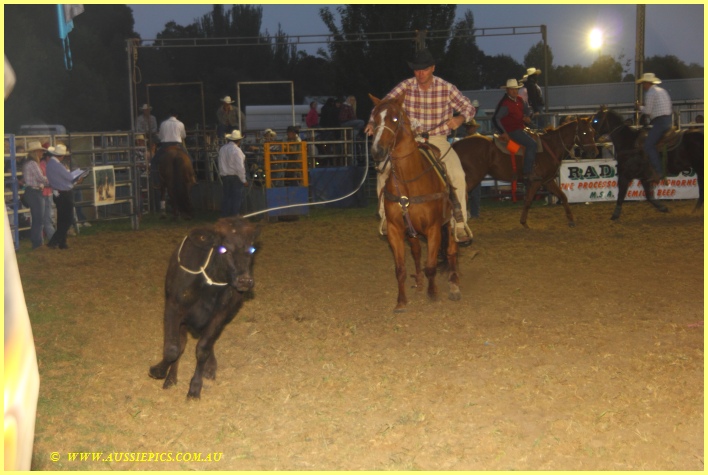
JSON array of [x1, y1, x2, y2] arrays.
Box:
[[365, 48, 475, 245]]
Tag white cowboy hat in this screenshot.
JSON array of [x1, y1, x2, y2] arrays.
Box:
[[135, 133, 145, 140], [221, 96, 234, 104], [501, 79, 524, 89], [49, 144, 70, 156], [525, 67, 542, 76], [263, 128, 277, 138], [636, 72, 662, 84], [26, 140, 46, 152], [225, 130, 243, 141], [140, 104, 152, 110]]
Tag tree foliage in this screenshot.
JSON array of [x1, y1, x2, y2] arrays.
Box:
[[4, 5, 138, 132], [4, 5, 703, 133]]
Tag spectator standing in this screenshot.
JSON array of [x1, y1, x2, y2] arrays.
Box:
[[216, 96, 238, 138], [319, 98, 340, 128], [218, 130, 248, 217], [38, 148, 55, 242], [21, 141, 49, 249], [285, 125, 303, 185], [305, 101, 320, 128], [45, 144, 84, 249], [635, 72, 672, 179], [365, 49, 475, 243], [464, 119, 482, 219]]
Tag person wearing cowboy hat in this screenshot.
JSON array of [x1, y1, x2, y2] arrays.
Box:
[[635, 72, 673, 178], [493, 79, 539, 184], [21, 141, 50, 249], [521, 67, 544, 128], [218, 129, 249, 217], [45, 144, 84, 249], [364, 48, 476, 244], [135, 104, 158, 144], [216, 96, 239, 138]]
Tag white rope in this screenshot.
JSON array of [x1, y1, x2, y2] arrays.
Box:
[[242, 136, 371, 219], [176, 235, 228, 286]]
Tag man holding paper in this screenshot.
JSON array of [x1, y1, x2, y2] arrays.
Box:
[[45, 144, 85, 249]]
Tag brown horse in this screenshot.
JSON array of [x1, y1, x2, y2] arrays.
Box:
[[158, 145, 196, 220], [369, 93, 460, 313], [453, 118, 599, 228]]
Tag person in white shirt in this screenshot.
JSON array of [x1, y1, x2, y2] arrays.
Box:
[[218, 129, 248, 217], [636, 72, 673, 178], [153, 109, 189, 172]]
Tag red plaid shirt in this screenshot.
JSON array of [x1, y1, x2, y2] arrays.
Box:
[[372, 76, 475, 136]]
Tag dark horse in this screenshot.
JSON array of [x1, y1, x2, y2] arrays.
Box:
[[453, 118, 599, 228], [158, 145, 196, 220], [591, 107, 704, 220], [369, 93, 460, 313]]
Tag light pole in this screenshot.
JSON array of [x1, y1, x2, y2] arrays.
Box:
[[589, 28, 603, 59]]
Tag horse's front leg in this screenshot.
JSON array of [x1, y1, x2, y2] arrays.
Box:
[[408, 236, 424, 292], [520, 180, 543, 228], [387, 230, 408, 313], [544, 180, 575, 227], [641, 179, 669, 214], [423, 228, 441, 301], [612, 174, 631, 220]]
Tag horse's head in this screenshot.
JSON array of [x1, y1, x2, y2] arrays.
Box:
[[590, 106, 621, 137], [368, 93, 409, 163], [575, 117, 599, 158]]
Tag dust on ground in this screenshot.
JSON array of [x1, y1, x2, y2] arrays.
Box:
[[18, 199, 703, 470]]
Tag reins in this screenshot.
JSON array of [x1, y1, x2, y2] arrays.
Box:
[[176, 235, 228, 286]]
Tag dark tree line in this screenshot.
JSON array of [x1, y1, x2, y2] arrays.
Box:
[[4, 5, 702, 133]]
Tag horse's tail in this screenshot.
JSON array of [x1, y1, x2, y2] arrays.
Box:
[[173, 153, 194, 217]]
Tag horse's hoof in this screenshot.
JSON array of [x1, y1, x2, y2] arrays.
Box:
[[457, 239, 472, 247], [148, 366, 166, 380], [568, 222, 576, 228], [658, 206, 669, 213], [448, 291, 461, 301], [393, 305, 407, 313]]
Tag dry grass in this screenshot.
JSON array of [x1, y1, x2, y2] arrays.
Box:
[[18, 198, 703, 470]]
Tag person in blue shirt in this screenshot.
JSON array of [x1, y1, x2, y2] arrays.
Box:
[[45, 144, 84, 249]]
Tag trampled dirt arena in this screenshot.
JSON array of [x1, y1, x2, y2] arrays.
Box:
[[18, 199, 703, 470]]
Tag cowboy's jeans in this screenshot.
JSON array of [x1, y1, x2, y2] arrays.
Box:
[[644, 115, 672, 175]]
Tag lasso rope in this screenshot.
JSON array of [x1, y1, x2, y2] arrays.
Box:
[[176, 235, 228, 286]]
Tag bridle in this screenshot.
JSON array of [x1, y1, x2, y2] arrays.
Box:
[[593, 109, 625, 139]]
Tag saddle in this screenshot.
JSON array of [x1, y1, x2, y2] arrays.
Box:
[[636, 127, 686, 153], [381, 141, 463, 226], [492, 132, 544, 156]]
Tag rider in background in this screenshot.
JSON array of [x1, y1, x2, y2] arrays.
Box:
[[635, 72, 672, 181], [522, 67, 544, 129], [493, 79, 538, 185], [364, 48, 475, 244]]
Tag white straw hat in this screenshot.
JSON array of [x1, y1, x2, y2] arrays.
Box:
[[501, 79, 524, 89], [225, 130, 243, 141], [635, 72, 662, 84]]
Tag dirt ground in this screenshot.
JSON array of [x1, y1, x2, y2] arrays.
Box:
[[17, 198, 703, 470]]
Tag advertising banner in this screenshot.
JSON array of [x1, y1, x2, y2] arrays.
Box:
[[559, 159, 699, 203]]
